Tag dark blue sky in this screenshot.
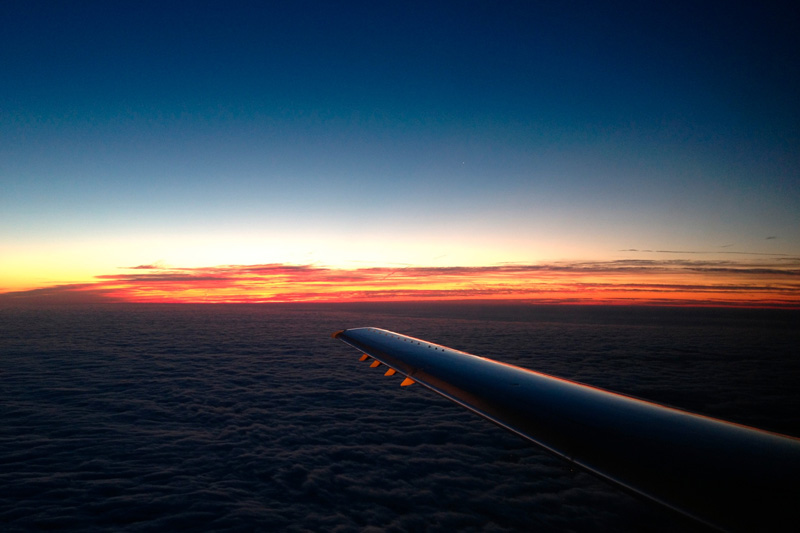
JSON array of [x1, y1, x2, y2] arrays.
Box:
[[2, 1, 798, 289]]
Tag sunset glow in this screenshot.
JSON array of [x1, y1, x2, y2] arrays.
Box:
[[4, 258, 797, 308], [2, 3, 798, 309]]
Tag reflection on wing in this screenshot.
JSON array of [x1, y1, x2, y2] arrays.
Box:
[[333, 327, 800, 532]]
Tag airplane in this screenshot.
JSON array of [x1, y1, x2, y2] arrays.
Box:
[[333, 327, 800, 532]]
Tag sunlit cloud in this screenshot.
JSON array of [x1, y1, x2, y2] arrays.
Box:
[[2, 258, 798, 308]]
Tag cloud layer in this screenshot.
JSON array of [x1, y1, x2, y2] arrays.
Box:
[[7, 303, 793, 530]]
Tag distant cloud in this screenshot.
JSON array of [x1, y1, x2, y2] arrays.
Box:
[[620, 248, 791, 256], [124, 260, 168, 270], [2, 258, 798, 308], [0, 283, 125, 304]]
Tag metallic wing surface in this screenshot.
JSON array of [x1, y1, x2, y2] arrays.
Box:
[[333, 327, 800, 532]]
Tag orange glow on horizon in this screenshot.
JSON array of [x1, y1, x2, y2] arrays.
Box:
[[2, 259, 798, 308]]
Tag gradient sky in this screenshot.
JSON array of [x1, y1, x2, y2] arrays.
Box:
[[2, 1, 799, 306]]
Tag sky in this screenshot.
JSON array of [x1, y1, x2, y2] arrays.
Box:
[[2, 0, 799, 306]]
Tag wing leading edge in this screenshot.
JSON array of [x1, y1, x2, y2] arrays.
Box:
[[333, 327, 800, 532]]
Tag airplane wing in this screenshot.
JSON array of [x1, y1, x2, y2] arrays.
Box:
[[333, 327, 800, 532]]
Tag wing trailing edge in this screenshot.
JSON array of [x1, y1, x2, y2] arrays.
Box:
[[334, 327, 800, 532]]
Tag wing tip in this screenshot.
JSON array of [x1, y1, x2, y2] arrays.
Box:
[[331, 329, 345, 339]]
